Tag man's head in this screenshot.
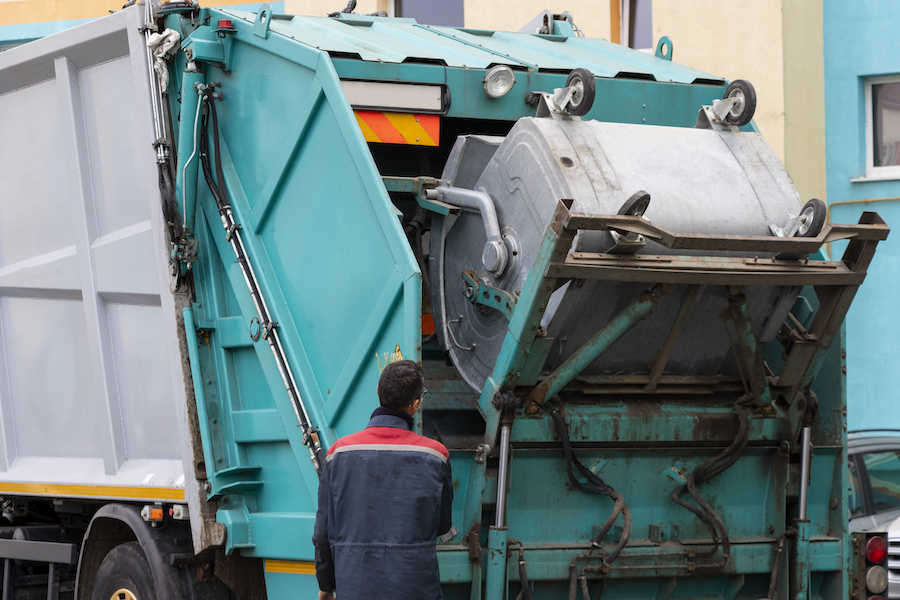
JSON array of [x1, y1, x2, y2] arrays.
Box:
[[377, 360, 425, 413]]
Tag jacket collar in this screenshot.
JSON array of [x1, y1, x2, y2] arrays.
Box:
[[368, 406, 414, 430]]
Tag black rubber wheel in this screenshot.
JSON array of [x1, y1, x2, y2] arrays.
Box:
[[797, 198, 826, 237], [565, 68, 596, 116], [91, 542, 156, 600], [723, 79, 756, 126], [617, 190, 651, 216]]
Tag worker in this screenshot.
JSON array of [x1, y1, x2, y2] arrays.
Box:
[[313, 359, 453, 600]]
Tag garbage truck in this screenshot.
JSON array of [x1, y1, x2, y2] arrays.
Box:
[[0, 2, 890, 599]]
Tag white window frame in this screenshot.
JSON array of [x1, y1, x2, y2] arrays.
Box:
[[861, 74, 900, 181]]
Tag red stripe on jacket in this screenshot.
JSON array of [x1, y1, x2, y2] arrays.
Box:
[[326, 426, 449, 459]]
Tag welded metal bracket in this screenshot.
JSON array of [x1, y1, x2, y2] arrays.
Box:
[[462, 270, 517, 320], [381, 176, 460, 216], [695, 103, 739, 131], [252, 3, 273, 38]]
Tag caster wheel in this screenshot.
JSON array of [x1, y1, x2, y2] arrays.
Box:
[[617, 190, 651, 217], [565, 68, 596, 116], [723, 79, 756, 126], [797, 198, 826, 237]]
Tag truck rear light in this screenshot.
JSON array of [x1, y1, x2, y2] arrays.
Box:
[[867, 565, 888, 595], [867, 535, 888, 563], [140, 505, 164, 522]]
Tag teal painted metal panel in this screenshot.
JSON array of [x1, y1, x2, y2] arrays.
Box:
[[171, 4, 420, 561], [262, 570, 319, 598], [217, 9, 722, 84]]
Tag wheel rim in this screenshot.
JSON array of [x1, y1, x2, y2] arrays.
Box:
[[110, 589, 138, 600], [570, 78, 584, 107], [728, 89, 746, 118], [798, 205, 815, 235]]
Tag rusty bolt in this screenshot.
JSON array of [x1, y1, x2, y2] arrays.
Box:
[[830, 497, 839, 509], [524, 403, 541, 416]]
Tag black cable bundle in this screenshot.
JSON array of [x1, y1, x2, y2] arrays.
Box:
[[551, 409, 632, 565], [198, 89, 228, 217], [671, 395, 752, 565]]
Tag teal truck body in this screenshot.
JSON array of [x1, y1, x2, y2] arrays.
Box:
[[0, 2, 888, 599]]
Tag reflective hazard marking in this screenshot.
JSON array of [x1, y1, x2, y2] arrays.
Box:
[[354, 111, 439, 146], [0, 482, 184, 501], [265, 560, 316, 574]]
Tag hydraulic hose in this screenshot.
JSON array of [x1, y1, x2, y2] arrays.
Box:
[[198, 89, 326, 474], [508, 539, 531, 600], [552, 409, 632, 565], [671, 395, 752, 565]]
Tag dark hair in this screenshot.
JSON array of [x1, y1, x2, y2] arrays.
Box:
[[377, 360, 424, 410]]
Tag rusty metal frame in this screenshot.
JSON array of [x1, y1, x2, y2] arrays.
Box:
[[511, 207, 888, 404], [565, 213, 887, 254]]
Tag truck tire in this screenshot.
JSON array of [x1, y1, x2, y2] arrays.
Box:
[[91, 542, 156, 600]]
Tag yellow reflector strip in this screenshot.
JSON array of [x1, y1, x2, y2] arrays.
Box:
[[0, 483, 185, 501], [265, 560, 316, 575], [354, 111, 439, 146]]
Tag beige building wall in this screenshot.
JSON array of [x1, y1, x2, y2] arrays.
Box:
[[0, 0, 254, 26], [652, 0, 786, 162], [782, 0, 826, 203], [463, 1, 612, 37]]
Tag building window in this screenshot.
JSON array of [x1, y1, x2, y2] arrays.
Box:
[[866, 75, 900, 179], [622, 0, 652, 50], [390, 0, 463, 27]]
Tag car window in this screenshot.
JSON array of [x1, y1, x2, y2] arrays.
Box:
[[849, 457, 865, 517], [863, 451, 900, 513]]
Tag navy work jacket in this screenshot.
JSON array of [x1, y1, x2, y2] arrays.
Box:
[[313, 408, 453, 600]]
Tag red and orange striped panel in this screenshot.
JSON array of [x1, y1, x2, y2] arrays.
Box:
[[355, 111, 439, 146]]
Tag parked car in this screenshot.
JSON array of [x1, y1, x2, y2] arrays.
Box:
[[849, 431, 900, 532], [848, 432, 899, 599]]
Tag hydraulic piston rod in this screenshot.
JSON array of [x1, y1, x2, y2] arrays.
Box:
[[798, 426, 812, 520], [495, 422, 512, 527], [527, 283, 672, 404]]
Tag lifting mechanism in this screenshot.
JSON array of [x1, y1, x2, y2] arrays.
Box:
[[384, 76, 888, 599], [462, 201, 887, 598]]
